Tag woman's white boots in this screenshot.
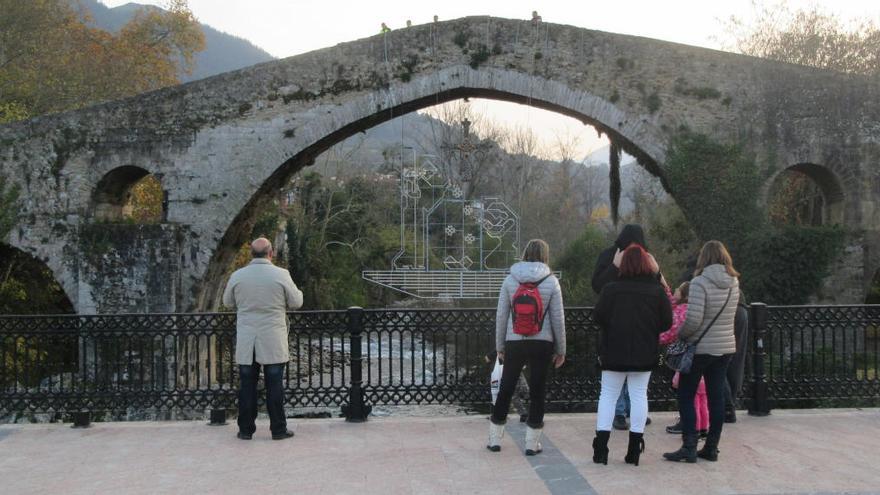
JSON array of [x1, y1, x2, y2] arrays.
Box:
[[525, 426, 543, 456], [487, 422, 505, 452], [488, 422, 543, 456]]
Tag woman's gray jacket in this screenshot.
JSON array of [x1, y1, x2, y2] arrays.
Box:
[[495, 262, 566, 356], [679, 264, 740, 355]]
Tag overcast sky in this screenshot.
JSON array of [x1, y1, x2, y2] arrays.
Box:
[[100, 0, 880, 160]]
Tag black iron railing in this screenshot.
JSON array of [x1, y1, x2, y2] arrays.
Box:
[[753, 304, 880, 409], [1, 305, 878, 421]]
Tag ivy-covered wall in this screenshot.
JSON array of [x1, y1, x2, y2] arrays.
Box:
[[664, 131, 847, 305]]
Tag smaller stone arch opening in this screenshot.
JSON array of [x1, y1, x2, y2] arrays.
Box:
[[0, 244, 74, 314], [767, 163, 844, 226], [91, 166, 166, 223]]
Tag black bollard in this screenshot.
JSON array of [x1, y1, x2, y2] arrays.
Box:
[[748, 303, 772, 416], [71, 410, 91, 428], [208, 409, 228, 426], [342, 307, 372, 422]]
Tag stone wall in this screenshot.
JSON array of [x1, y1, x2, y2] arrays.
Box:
[[72, 224, 183, 313]]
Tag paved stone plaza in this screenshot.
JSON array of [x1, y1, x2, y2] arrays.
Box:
[[1, 409, 879, 494]]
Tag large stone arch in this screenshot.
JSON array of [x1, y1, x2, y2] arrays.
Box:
[[1, 16, 879, 311], [193, 77, 669, 309]]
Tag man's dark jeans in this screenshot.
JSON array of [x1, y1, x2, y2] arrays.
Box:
[[677, 354, 732, 439], [491, 340, 554, 429], [238, 361, 287, 435]]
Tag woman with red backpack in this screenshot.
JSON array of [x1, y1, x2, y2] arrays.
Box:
[[486, 239, 566, 456]]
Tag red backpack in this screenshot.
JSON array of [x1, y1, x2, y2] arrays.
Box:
[[512, 275, 551, 336]]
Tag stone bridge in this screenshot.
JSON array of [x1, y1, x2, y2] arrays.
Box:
[[2, 16, 879, 313]]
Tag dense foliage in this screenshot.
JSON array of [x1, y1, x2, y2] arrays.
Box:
[[284, 173, 402, 309], [737, 225, 846, 305], [664, 130, 845, 304], [555, 225, 608, 306], [0, 245, 74, 314], [664, 132, 765, 245], [0, 0, 204, 122]]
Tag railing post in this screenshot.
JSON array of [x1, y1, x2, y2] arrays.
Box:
[[207, 409, 227, 426], [71, 410, 91, 428], [342, 307, 371, 422], [748, 303, 771, 416]]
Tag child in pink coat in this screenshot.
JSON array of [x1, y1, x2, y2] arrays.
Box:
[[659, 281, 709, 437]]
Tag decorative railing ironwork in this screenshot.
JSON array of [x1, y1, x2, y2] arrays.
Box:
[[755, 304, 880, 408], [1, 305, 878, 421]]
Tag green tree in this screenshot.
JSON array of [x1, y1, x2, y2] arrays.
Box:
[[664, 131, 764, 248], [283, 173, 401, 309], [664, 130, 845, 304], [0, 0, 205, 121], [126, 175, 164, 224], [556, 225, 607, 306]]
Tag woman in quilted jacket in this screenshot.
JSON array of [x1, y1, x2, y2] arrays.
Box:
[[663, 241, 740, 463]]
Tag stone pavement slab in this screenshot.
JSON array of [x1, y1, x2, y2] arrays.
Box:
[[1, 409, 878, 494]]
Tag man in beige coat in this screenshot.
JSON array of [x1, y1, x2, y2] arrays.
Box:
[[222, 237, 303, 440]]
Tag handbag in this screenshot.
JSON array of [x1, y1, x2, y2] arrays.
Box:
[[665, 288, 732, 373]]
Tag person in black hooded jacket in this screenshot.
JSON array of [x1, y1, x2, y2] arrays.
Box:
[[592, 224, 648, 295]]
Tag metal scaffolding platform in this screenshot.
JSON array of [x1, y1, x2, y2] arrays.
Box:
[[362, 270, 509, 299]]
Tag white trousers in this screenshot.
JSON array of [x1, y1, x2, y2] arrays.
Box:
[[597, 370, 652, 433]]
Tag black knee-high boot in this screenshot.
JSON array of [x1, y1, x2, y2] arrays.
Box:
[[624, 431, 645, 466], [592, 430, 610, 465]]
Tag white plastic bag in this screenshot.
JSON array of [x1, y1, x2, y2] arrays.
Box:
[[490, 358, 503, 405]]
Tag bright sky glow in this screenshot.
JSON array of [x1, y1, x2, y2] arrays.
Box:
[[100, 0, 880, 160]]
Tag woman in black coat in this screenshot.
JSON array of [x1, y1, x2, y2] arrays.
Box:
[[591, 245, 672, 466]]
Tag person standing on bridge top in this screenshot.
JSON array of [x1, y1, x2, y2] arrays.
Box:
[[380, 22, 391, 34], [222, 237, 303, 441], [487, 239, 566, 456]]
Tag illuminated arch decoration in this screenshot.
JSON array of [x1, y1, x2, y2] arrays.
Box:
[[363, 152, 522, 298]]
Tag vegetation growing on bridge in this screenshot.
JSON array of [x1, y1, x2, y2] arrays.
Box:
[[0, 176, 19, 240], [665, 130, 845, 304]]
